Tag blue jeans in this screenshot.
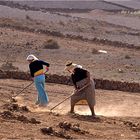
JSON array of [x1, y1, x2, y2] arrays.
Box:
[[34, 74, 49, 106]]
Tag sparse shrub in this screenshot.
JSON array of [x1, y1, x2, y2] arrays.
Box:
[[125, 55, 131, 59], [51, 31, 63, 37], [59, 21, 65, 26], [77, 27, 83, 32], [43, 39, 60, 49], [91, 26, 95, 30], [25, 15, 32, 21], [91, 48, 99, 54], [124, 64, 131, 69]]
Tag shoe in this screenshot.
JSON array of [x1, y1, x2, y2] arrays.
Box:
[[38, 103, 48, 107], [35, 101, 39, 105], [67, 111, 75, 115]]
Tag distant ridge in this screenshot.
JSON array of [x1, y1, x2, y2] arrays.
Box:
[[106, 0, 140, 10], [12, 0, 130, 11], [0, 0, 133, 11], [104, 1, 134, 10]]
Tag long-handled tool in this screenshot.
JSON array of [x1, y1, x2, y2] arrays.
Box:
[[50, 94, 73, 112], [50, 83, 90, 112], [0, 81, 34, 108], [11, 81, 34, 100], [11, 69, 49, 101]]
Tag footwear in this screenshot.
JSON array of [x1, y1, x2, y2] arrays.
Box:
[[38, 103, 49, 107], [91, 115, 101, 121], [35, 101, 39, 105], [67, 111, 75, 115]]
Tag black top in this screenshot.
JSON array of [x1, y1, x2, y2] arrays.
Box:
[[29, 60, 50, 77], [71, 68, 88, 86]]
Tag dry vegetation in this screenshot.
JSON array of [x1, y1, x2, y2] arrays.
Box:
[[43, 39, 60, 49]]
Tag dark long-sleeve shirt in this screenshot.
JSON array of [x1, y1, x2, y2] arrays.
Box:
[[71, 68, 88, 88], [29, 60, 50, 77]]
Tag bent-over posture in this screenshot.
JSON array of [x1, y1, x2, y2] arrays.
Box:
[[26, 54, 50, 107], [64, 61, 96, 116]]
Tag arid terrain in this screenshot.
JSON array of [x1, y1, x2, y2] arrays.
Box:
[[0, 1, 140, 139], [0, 79, 140, 139]]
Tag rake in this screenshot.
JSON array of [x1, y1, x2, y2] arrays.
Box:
[[50, 94, 73, 112], [11, 81, 34, 101], [11, 70, 49, 100], [50, 83, 90, 112]]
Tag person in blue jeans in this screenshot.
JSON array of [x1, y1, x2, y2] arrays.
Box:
[[26, 54, 50, 107]]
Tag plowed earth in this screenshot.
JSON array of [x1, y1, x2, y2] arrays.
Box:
[[0, 79, 139, 139]]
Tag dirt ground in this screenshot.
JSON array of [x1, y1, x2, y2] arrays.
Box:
[[0, 79, 140, 140], [0, 5, 140, 83], [0, 26, 140, 83], [0, 3, 140, 139]]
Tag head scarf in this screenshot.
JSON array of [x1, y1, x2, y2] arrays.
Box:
[[26, 54, 38, 61]]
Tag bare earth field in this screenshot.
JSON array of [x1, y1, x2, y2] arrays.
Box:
[[0, 79, 140, 139], [0, 2, 140, 140]]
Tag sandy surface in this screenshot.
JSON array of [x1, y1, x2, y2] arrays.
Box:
[[0, 26, 139, 83], [0, 79, 140, 139]]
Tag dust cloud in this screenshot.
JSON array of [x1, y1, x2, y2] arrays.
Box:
[[96, 104, 140, 117], [14, 96, 140, 117]]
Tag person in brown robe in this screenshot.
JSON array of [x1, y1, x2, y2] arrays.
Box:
[[64, 61, 96, 116]]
